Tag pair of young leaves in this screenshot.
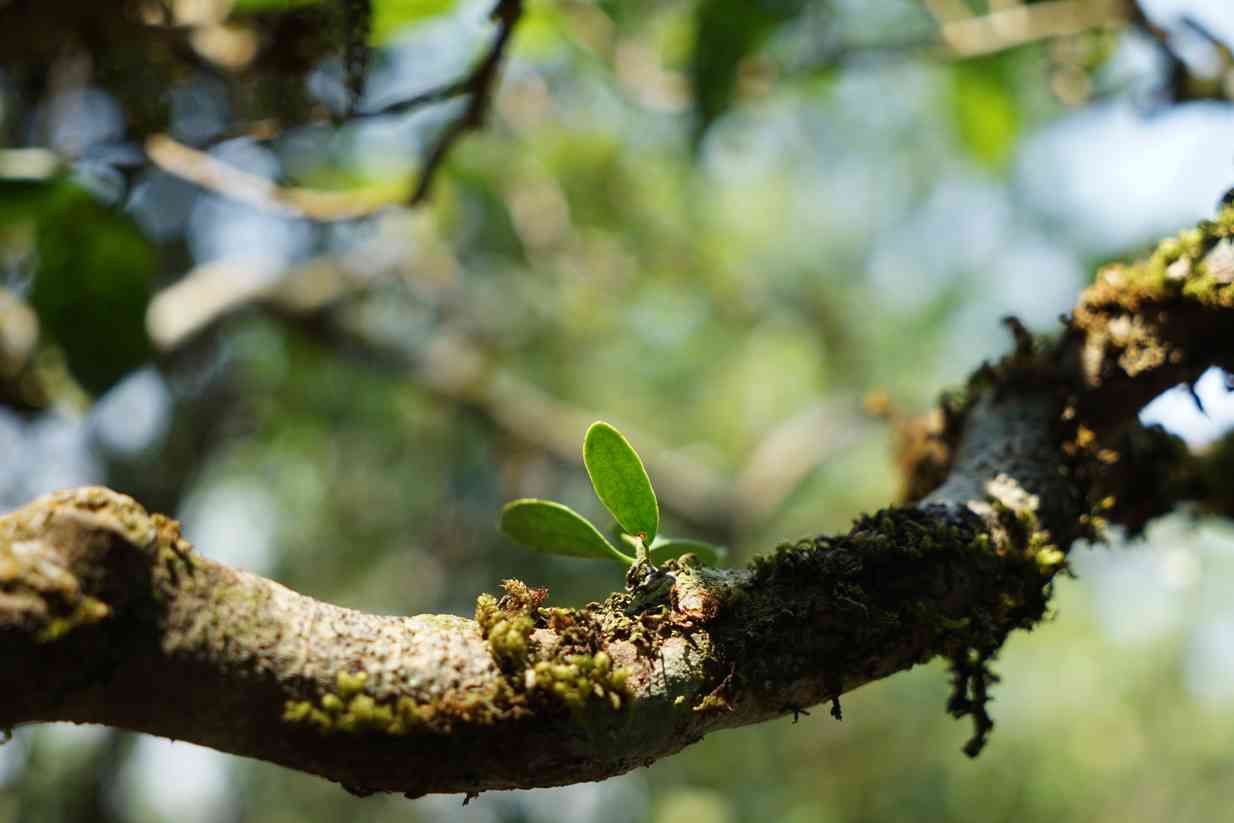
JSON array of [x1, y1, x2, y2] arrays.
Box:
[[500, 422, 726, 568]]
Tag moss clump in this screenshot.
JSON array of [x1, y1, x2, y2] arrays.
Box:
[[474, 593, 500, 634], [480, 580, 632, 714], [282, 700, 329, 731], [476, 583, 541, 672], [692, 693, 731, 714], [336, 695, 395, 733], [282, 671, 450, 736], [745, 498, 1063, 758], [692, 673, 734, 714], [336, 670, 367, 697], [487, 615, 536, 669], [524, 651, 629, 711], [1085, 206, 1234, 310]]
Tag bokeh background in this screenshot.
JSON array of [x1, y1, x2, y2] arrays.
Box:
[[4, 0, 1234, 820]]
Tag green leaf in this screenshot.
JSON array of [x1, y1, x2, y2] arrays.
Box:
[[499, 499, 633, 565], [648, 538, 727, 567], [6, 179, 155, 395], [949, 55, 1021, 172], [583, 421, 659, 542], [688, 0, 807, 147]]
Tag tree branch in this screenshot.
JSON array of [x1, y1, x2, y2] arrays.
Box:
[[926, 0, 1128, 58], [139, 0, 527, 220], [144, 134, 407, 221], [7, 206, 1234, 795]]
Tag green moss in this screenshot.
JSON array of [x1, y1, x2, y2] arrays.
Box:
[[283, 581, 632, 738], [523, 650, 631, 711], [34, 594, 111, 643], [337, 695, 388, 733], [1181, 271, 1223, 302], [1097, 209, 1234, 308], [1180, 227, 1206, 258], [1158, 237, 1182, 261], [474, 593, 500, 635], [282, 700, 312, 723], [336, 670, 367, 696], [1034, 546, 1066, 575], [487, 615, 535, 669], [284, 674, 440, 736], [307, 708, 333, 732], [692, 693, 731, 713]]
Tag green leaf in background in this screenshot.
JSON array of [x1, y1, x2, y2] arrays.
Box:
[[499, 499, 634, 564], [949, 55, 1021, 172], [2, 179, 155, 396], [648, 537, 727, 567], [583, 421, 660, 542], [688, 0, 807, 147]]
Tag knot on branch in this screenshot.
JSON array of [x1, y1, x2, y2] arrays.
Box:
[[0, 487, 192, 642]]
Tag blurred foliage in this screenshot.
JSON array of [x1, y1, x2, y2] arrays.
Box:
[[3, 0, 1234, 822], [689, 0, 809, 144], [0, 180, 154, 396], [949, 53, 1022, 170]]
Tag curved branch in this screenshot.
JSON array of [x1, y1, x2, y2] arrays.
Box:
[[6, 207, 1234, 796]]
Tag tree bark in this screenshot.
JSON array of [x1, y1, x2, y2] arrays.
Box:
[[4, 208, 1234, 797]]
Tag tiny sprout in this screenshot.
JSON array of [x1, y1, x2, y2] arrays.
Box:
[[498, 421, 727, 572]]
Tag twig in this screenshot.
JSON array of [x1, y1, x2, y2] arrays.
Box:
[[1127, 1, 1234, 105], [358, 78, 472, 118], [932, 0, 1127, 58], [791, 0, 1128, 80], [409, 0, 524, 205], [144, 134, 407, 221], [143, 0, 524, 218]]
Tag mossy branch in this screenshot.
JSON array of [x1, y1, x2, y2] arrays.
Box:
[[5, 207, 1234, 796]]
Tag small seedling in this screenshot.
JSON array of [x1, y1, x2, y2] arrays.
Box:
[[499, 421, 727, 571]]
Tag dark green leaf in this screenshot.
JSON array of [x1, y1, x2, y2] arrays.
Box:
[[499, 499, 633, 564], [648, 537, 727, 567], [583, 421, 659, 542], [6, 179, 155, 395], [689, 0, 807, 146]]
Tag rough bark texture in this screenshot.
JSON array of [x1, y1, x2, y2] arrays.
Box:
[[5, 207, 1234, 797]]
